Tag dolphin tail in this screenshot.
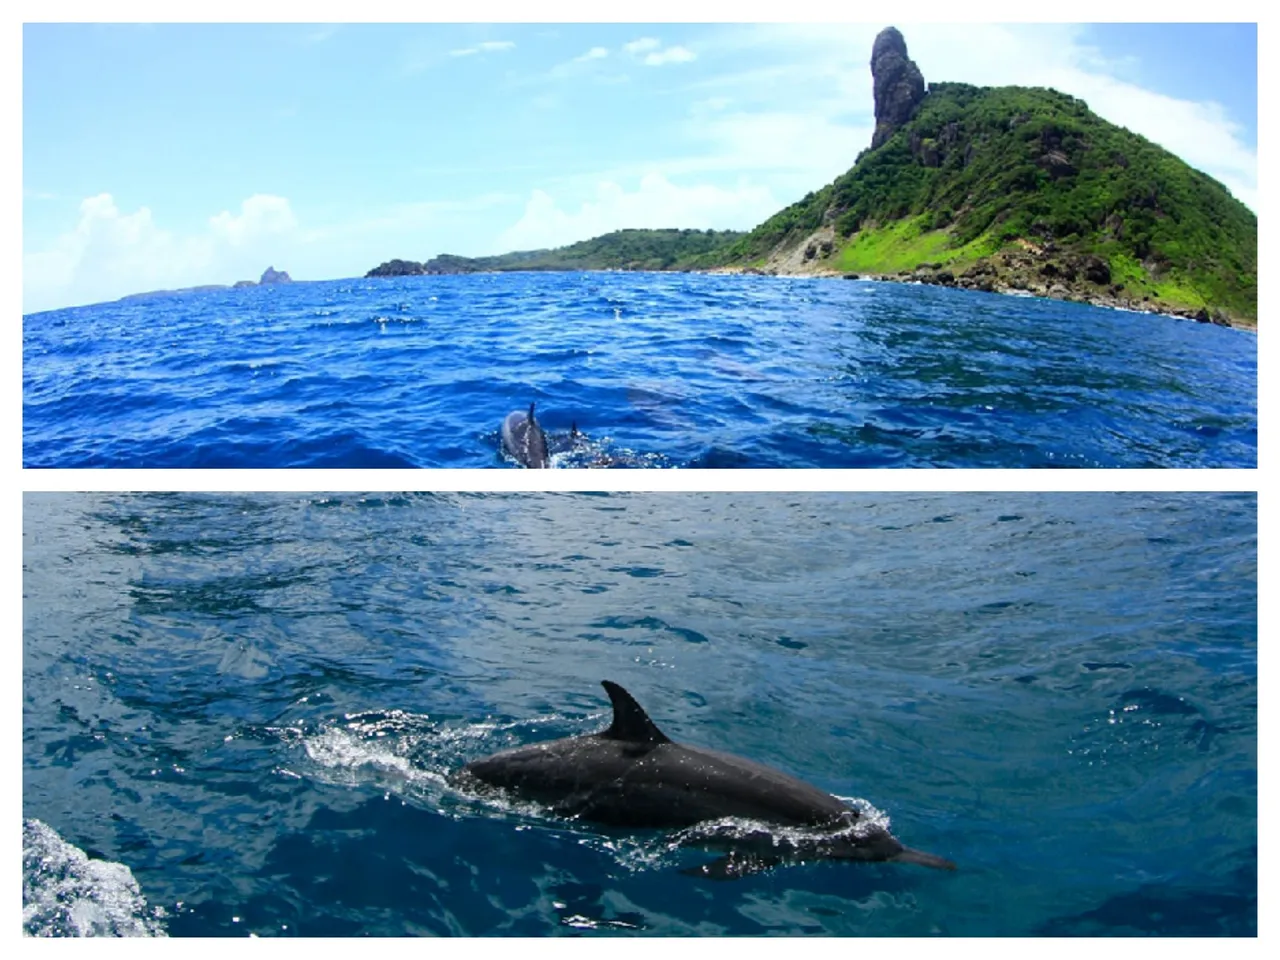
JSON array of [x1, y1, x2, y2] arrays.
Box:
[[892, 846, 957, 871]]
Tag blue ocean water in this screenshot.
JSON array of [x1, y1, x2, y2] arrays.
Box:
[[23, 492, 1256, 936], [22, 273, 1256, 467]]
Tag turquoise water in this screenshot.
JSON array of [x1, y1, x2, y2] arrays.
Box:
[[22, 273, 1257, 468], [22, 492, 1257, 936]]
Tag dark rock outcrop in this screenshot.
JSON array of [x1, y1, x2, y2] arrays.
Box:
[[870, 27, 926, 150], [366, 259, 426, 278], [260, 266, 292, 284], [802, 239, 835, 261], [1037, 150, 1077, 179], [422, 255, 484, 275], [1081, 255, 1111, 285]]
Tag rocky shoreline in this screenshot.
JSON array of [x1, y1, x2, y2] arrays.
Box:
[[713, 244, 1252, 331], [363, 257, 1253, 331]]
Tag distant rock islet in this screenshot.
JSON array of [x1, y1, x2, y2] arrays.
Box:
[[116, 266, 292, 303]]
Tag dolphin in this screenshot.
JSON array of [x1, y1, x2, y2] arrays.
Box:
[[453, 681, 956, 879], [500, 402, 550, 468]]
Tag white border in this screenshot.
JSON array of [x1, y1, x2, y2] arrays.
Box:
[[10, 1, 1278, 23], [12, 6, 1269, 954], [17, 468, 1263, 493]]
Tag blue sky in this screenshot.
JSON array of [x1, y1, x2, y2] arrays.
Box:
[[22, 20, 1259, 314]]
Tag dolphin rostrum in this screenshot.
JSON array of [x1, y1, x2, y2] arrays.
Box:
[[500, 402, 550, 468], [453, 681, 956, 879]]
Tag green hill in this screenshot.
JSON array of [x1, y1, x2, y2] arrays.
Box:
[[367, 28, 1256, 327], [366, 228, 745, 278], [713, 32, 1256, 326]]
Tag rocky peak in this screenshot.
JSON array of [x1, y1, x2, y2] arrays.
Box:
[[259, 266, 292, 284], [870, 26, 926, 150]]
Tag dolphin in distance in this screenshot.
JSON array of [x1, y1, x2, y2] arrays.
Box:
[[454, 681, 956, 879]]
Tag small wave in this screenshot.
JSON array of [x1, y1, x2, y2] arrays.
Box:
[[22, 819, 166, 937], [1069, 687, 1229, 766], [668, 797, 888, 852], [216, 639, 274, 679], [599, 797, 890, 875], [549, 430, 677, 470], [280, 709, 588, 823]]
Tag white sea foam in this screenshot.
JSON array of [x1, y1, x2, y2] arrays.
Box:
[[304, 726, 419, 780], [22, 819, 166, 937]]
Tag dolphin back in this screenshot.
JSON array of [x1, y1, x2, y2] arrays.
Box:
[[500, 402, 550, 468]]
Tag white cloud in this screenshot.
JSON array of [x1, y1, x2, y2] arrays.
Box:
[[621, 36, 696, 67], [450, 40, 515, 58], [576, 105, 869, 199], [209, 194, 297, 247], [623, 37, 661, 55], [546, 45, 619, 81], [22, 190, 525, 314], [645, 46, 695, 67], [496, 172, 779, 252], [24, 193, 302, 313], [25, 194, 209, 313], [687, 110, 873, 184]]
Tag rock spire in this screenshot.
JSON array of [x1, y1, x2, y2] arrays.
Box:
[[870, 27, 926, 150]]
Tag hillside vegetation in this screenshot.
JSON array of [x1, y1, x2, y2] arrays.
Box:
[[367, 228, 745, 277], [715, 82, 1256, 323]]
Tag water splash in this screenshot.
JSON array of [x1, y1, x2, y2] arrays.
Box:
[[22, 819, 167, 937]]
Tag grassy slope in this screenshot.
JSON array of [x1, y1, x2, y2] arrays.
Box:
[[716, 82, 1257, 320], [831, 216, 1000, 274]]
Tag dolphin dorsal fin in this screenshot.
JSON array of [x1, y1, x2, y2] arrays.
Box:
[[528, 402, 537, 423], [601, 681, 670, 744]]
